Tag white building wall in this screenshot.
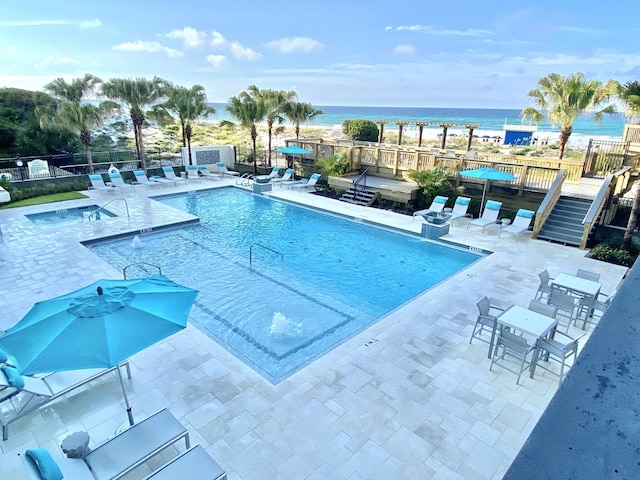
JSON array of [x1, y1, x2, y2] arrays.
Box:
[[181, 145, 236, 168]]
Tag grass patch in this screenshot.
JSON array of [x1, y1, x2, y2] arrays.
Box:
[[0, 191, 87, 209]]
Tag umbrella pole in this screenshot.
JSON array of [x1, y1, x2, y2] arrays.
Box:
[[117, 362, 134, 426], [480, 180, 488, 216]]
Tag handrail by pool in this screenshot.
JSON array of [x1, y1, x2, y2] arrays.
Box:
[[250, 243, 283, 266], [87, 198, 130, 221], [123, 262, 162, 279]]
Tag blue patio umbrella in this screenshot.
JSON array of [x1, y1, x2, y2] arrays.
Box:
[[459, 167, 516, 215], [0, 274, 198, 425], [276, 145, 312, 168]]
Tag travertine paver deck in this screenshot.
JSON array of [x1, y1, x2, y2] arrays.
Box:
[[0, 177, 627, 479]]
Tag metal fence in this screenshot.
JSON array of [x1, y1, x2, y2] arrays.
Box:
[[0, 150, 181, 182]]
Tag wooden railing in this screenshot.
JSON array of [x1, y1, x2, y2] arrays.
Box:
[[580, 173, 615, 249], [623, 124, 640, 153]]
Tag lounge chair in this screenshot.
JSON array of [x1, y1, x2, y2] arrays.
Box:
[[133, 170, 163, 189], [160, 167, 187, 186], [88, 174, 116, 194], [1, 362, 131, 440], [498, 208, 534, 240], [271, 168, 294, 187], [197, 165, 222, 181], [108, 172, 136, 194], [143, 445, 226, 480], [413, 195, 449, 219], [449, 196, 472, 226], [215, 162, 239, 178], [466, 200, 502, 234], [291, 173, 321, 192], [254, 166, 282, 183], [185, 165, 202, 183], [20, 408, 190, 480]]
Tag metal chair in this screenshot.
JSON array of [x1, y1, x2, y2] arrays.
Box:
[[537, 330, 583, 386], [490, 330, 536, 385], [547, 287, 579, 333], [535, 269, 553, 301], [528, 299, 557, 318], [576, 269, 600, 282], [469, 297, 504, 346]]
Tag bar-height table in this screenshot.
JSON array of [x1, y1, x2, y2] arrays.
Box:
[[494, 305, 558, 378]]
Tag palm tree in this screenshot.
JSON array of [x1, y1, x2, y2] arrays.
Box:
[[248, 86, 296, 166], [157, 84, 215, 165], [521, 72, 618, 159], [617, 80, 640, 249], [38, 102, 112, 173], [41, 73, 110, 173], [226, 88, 267, 174], [618, 80, 640, 123], [283, 101, 323, 139], [101, 77, 169, 170]]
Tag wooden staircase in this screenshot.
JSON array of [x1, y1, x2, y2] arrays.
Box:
[[339, 186, 379, 206]]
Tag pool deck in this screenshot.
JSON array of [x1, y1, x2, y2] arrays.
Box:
[[0, 178, 627, 479]]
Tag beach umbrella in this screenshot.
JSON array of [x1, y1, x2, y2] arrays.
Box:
[[0, 274, 198, 426], [276, 145, 312, 168], [459, 167, 516, 215]]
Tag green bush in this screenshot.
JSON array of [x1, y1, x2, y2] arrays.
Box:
[[342, 119, 379, 142], [4, 179, 88, 204], [317, 152, 352, 176], [588, 242, 639, 267]]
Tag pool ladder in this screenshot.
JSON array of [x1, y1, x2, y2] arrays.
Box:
[[237, 173, 255, 187], [86, 198, 130, 221], [250, 243, 283, 266]]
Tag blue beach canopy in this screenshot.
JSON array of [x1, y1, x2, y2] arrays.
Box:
[[459, 167, 516, 215], [276, 145, 312, 155]]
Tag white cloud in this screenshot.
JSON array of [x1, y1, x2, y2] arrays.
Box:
[[166, 27, 206, 48], [394, 44, 417, 56], [0, 20, 71, 27], [80, 19, 101, 29], [206, 54, 229, 69], [112, 40, 184, 58], [229, 41, 261, 60], [41, 54, 77, 65], [265, 37, 323, 54], [385, 26, 393, 31], [210, 30, 227, 48], [396, 24, 491, 37]]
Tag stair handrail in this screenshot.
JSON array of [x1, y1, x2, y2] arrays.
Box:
[[532, 169, 566, 239], [250, 242, 283, 266], [86, 197, 130, 221], [353, 168, 368, 193], [579, 173, 615, 249]]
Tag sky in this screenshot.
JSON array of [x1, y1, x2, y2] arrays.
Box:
[[1, 0, 639, 109]]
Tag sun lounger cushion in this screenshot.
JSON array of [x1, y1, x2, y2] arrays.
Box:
[[518, 209, 534, 218], [457, 197, 470, 206], [1, 365, 24, 388], [485, 200, 501, 211], [25, 449, 63, 480]]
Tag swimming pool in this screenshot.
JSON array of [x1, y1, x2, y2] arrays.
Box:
[[88, 188, 482, 383], [27, 205, 116, 227]]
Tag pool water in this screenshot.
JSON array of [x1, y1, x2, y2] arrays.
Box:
[[27, 205, 116, 227], [88, 188, 482, 383]]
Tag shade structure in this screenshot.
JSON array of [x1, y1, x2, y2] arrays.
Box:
[[275, 145, 312, 155], [0, 274, 198, 425], [459, 167, 516, 214]]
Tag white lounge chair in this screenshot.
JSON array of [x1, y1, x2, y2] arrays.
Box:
[[271, 168, 294, 187], [254, 166, 282, 183], [413, 195, 449, 219], [133, 170, 163, 189], [20, 408, 190, 480], [215, 162, 239, 178], [498, 208, 534, 240], [449, 196, 472, 226], [88, 174, 116, 194], [143, 445, 226, 480], [1, 363, 131, 440], [185, 165, 202, 183], [292, 173, 321, 192], [197, 165, 222, 181], [161, 167, 187, 186], [108, 172, 136, 194], [467, 200, 502, 234]]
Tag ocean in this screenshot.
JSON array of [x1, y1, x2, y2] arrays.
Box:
[[209, 103, 627, 147]]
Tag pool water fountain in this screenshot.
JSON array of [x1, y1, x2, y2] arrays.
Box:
[[270, 311, 302, 339]]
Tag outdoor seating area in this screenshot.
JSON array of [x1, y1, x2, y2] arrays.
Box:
[[474, 267, 616, 387]]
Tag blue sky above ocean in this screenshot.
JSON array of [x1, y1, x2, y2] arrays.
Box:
[[1, 1, 638, 110]]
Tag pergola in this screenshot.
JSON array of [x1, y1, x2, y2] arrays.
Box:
[[376, 120, 480, 150]]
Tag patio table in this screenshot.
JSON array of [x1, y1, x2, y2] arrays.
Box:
[[494, 305, 557, 378], [552, 273, 601, 328]]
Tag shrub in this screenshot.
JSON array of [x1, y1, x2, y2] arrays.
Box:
[[317, 152, 352, 176], [342, 119, 379, 142], [588, 242, 639, 267]]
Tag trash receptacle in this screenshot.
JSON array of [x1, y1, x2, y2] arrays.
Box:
[[61, 431, 90, 458]]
